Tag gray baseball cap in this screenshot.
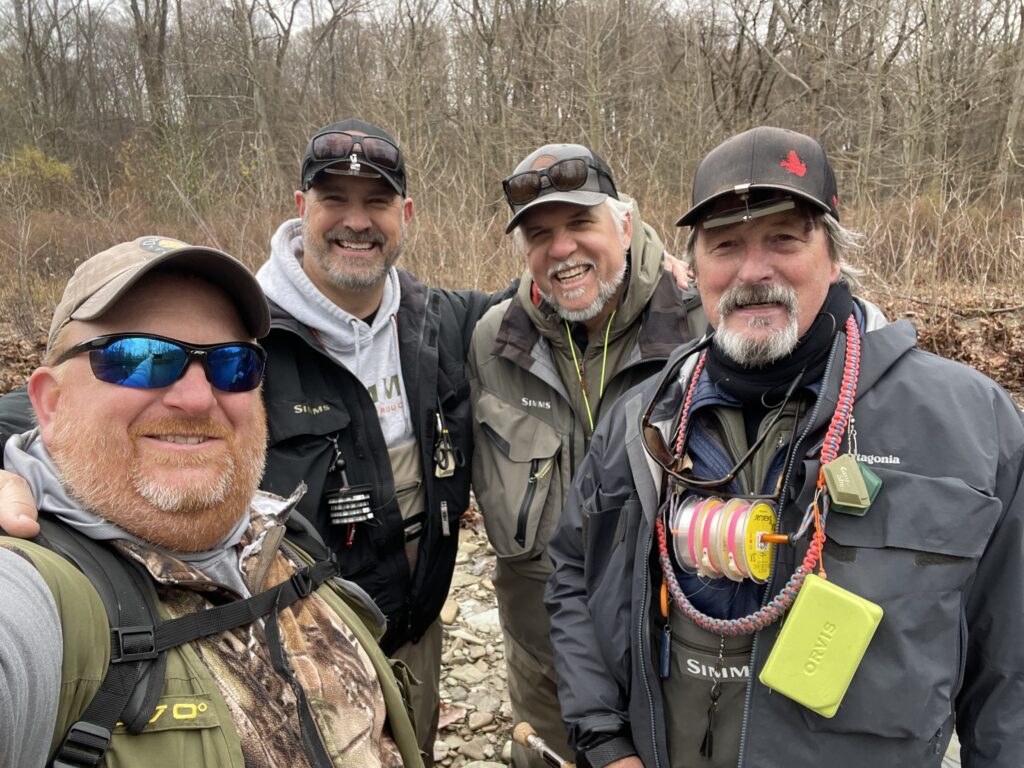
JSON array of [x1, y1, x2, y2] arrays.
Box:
[[503, 144, 619, 233], [677, 127, 839, 227], [48, 236, 270, 351]]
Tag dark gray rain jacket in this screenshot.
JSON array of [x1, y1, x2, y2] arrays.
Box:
[[546, 308, 1024, 768]]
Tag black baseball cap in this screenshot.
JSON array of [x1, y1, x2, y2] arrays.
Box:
[[300, 118, 407, 197], [503, 144, 618, 233], [676, 127, 839, 227]]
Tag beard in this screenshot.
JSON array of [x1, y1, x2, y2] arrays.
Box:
[[302, 218, 403, 291], [537, 258, 627, 324], [49, 405, 268, 552], [713, 282, 800, 367]]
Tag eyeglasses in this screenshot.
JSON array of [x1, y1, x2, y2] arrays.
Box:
[[701, 196, 795, 230], [53, 333, 267, 393], [640, 344, 804, 500], [310, 131, 402, 171], [502, 158, 616, 206]]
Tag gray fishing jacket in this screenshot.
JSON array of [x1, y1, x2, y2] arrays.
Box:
[[546, 308, 1024, 768]]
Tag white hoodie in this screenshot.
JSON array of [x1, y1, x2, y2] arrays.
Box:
[[257, 219, 415, 448]]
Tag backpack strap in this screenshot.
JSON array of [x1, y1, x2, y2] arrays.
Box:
[[37, 517, 339, 768], [36, 518, 165, 768]]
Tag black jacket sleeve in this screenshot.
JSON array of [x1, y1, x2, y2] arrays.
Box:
[[0, 386, 34, 459]]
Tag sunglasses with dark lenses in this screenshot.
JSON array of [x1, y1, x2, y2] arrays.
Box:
[[53, 334, 267, 393], [311, 131, 402, 171], [502, 158, 613, 206], [640, 346, 803, 500]]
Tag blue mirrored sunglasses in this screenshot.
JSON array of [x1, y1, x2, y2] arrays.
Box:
[[52, 333, 267, 393]]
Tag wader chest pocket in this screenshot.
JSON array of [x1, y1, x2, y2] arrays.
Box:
[[474, 392, 561, 560]]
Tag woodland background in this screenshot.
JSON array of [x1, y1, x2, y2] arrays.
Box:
[[0, 0, 1022, 391]]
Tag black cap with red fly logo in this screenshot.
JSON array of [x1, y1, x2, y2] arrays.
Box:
[[677, 127, 840, 228], [300, 118, 407, 197]]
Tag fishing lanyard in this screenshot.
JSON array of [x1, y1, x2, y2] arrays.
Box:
[[565, 310, 617, 432], [656, 314, 863, 636]]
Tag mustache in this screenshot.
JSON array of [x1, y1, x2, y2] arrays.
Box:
[[129, 417, 233, 441], [718, 282, 797, 318], [325, 227, 385, 247]]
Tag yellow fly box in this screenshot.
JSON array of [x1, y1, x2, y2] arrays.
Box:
[[758, 574, 883, 718]]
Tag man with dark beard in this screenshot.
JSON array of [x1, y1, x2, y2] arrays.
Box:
[[0, 237, 422, 768], [251, 119, 501, 763], [468, 144, 706, 767], [544, 128, 1024, 767]]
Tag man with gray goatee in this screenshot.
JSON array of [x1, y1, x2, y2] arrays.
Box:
[[545, 127, 1024, 768], [468, 143, 706, 767]]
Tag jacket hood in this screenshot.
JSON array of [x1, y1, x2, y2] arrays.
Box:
[[516, 195, 665, 348]]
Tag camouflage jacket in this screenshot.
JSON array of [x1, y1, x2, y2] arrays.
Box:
[[1, 489, 423, 768]]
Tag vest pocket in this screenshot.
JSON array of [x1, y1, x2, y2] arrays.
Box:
[[107, 693, 239, 766], [473, 392, 562, 561]]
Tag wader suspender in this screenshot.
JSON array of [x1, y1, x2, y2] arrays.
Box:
[[37, 517, 339, 768]]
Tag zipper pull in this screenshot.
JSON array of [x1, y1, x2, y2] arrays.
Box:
[[440, 500, 451, 537], [659, 622, 672, 679]]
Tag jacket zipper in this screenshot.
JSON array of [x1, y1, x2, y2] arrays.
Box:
[[514, 459, 553, 546], [440, 500, 451, 537], [735, 333, 842, 767], [638, 524, 664, 768]]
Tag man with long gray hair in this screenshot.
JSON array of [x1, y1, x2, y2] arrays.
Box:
[[546, 126, 1024, 767]]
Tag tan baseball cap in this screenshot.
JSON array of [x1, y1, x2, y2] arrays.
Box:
[[48, 236, 271, 351]]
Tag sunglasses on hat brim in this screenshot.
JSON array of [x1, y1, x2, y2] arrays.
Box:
[[53, 333, 267, 393], [310, 131, 402, 172], [502, 157, 616, 207]]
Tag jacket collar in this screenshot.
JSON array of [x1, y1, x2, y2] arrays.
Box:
[[491, 272, 698, 373]]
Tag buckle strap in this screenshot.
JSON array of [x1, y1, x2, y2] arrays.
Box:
[[109, 625, 158, 664], [51, 721, 112, 768], [49, 557, 337, 768]]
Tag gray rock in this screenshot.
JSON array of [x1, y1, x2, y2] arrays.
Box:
[[433, 741, 450, 761], [466, 607, 500, 631], [468, 711, 494, 731], [450, 665, 488, 685], [459, 737, 488, 761]]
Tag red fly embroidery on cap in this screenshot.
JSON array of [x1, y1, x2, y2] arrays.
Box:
[[780, 151, 807, 177]]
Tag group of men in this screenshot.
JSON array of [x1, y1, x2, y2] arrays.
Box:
[[0, 118, 1021, 768]]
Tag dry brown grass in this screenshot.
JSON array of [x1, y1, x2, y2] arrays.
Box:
[[0, 191, 1021, 399]]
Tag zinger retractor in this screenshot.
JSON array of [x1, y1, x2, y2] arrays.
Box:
[[670, 496, 777, 583]]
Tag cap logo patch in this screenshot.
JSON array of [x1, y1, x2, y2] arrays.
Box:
[[139, 237, 187, 254], [348, 153, 361, 174], [780, 151, 807, 177]]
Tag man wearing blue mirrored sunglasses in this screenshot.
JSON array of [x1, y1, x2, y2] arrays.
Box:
[[0, 237, 422, 767]]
